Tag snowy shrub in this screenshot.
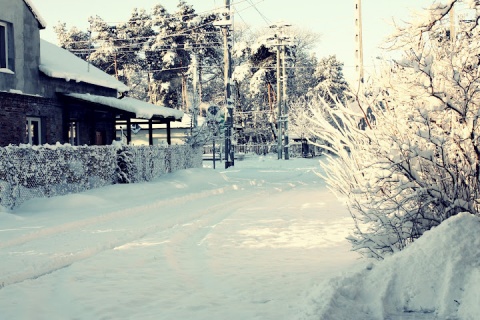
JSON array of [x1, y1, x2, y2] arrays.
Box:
[[303, 1, 480, 259], [115, 144, 136, 184]]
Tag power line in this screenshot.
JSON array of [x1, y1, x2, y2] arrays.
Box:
[[245, 0, 270, 26], [62, 20, 222, 46], [97, 0, 254, 26], [68, 43, 223, 54], [59, 0, 267, 46], [67, 39, 224, 51]]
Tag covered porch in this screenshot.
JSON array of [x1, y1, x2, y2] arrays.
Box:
[[61, 93, 184, 146]]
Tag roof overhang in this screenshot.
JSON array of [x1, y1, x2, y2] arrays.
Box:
[[61, 93, 184, 122], [24, 0, 47, 29]]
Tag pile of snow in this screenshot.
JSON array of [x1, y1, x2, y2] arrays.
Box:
[[39, 40, 129, 92], [299, 212, 480, 320]]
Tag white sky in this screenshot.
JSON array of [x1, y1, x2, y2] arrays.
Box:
[[35, 0, 436, 82]]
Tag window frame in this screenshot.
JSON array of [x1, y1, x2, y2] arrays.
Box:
[[26, 117, 42, 145], [0, 21, 8, 70], [68, 121, 80, 146]]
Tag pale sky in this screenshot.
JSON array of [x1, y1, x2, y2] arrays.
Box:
[[34, 0, 436, 82]]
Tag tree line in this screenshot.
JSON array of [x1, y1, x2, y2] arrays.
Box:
[[54, 0, 349, 145]]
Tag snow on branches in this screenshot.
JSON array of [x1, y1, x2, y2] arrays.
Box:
[[301, 1, 480, 259]]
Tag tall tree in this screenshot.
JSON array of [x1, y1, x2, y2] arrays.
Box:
[[54, 23, 92, 61], [308, 55, 349, 105], [146, 2, 195, 109], [88, 15, 120, 77], [115, 8, 156, 100]]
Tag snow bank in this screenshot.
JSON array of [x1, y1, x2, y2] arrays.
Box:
[[300, 212, 480, 320]]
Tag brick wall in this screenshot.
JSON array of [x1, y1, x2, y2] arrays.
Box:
[[0, 91, 63, 146]]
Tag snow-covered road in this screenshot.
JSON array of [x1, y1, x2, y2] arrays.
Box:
[[0, 157, 361, 319]]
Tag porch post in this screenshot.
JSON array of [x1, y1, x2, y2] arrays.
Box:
[[167, 121, 171, 145], [149, 119, 153, 145], [126, 118, 132, 144], [62, 104, 70, 143]]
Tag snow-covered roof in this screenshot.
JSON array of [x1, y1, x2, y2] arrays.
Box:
[[132, 114, 205, 129], [39, 40, 129, 93], [65, 93, 183, 120], [167, 113, 205, 128], [23, 0, 47, 29]]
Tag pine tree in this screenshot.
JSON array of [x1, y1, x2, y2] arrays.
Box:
[[88, 15, 119, 77], [116, 8, 155, 100], [115, 145, 135, 184], [54, 23, 92, 61], [308, 55, 349, 105], [146, 3, 192, 109]]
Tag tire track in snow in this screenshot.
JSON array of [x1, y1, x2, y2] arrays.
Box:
[[0, 186, 242, 289], [159, 181, 300, 291], [0, 168, 305, 290], [0, 186, 234, 251]]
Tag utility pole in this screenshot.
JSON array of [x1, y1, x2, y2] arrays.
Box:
[[269, 22, 291, 160], [282, 42, 289, 160], [276, 37, 282, 160], [220, 0, 234, 169], [449, 3, 456, 42], [192, 52, 199, 129], [354, 0, 364, 91]]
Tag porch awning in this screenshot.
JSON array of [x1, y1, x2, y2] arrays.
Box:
[[64, 93, 183, 121]]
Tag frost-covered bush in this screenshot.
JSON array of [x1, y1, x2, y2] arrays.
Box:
[[114, 143, 136, 184], [304, 1, 480, 259]]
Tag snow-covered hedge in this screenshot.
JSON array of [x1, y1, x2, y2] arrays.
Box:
[[124, 144, 203, 182], [0, 143, 203, 209]]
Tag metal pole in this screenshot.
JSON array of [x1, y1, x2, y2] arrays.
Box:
[[276, 38, 282, 160], [213, 138, 216, 169]]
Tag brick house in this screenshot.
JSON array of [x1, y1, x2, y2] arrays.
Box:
[[0, 0, 182, 147]]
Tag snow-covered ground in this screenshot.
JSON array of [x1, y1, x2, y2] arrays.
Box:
[[0, 156, 360, 319], [1, 155, 478, 319]]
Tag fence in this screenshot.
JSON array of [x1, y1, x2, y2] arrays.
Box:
[[203, 142, 323, 158], [0, 143, 203, 209]]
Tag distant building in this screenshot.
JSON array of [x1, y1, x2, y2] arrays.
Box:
[[117, 114, 205, 146]]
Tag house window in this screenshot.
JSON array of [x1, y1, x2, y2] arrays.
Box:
[[26, 117, 42, 145], [0, 22, 8, 70], [69, 121, 79, 145]]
